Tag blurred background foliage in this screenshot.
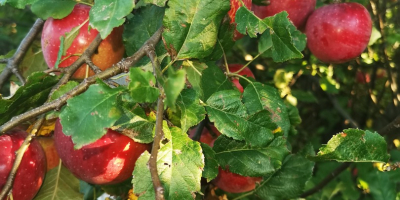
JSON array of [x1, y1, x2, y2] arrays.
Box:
[[1, 0, 400, 199]]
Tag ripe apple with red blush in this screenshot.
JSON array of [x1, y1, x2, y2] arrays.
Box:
[[229, 64, 255, 93], [54, 119, 151, 185], [213, 167, 262, 193], [228, 0, 252, 40], [0, 129, 46, 200], [41, 4, 125, 79], [252, 0, 316, 30], [305, 3, 372, 63]]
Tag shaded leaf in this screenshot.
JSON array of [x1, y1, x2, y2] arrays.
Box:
[[175, 89, 206, 133], [34, 165, 83, 200], [143, 0, 167, 7], [7, 0, 38, 9], [242, 82, 290, 136], [113, 94, 155, 143], [162, 0, 230, 59], [163, 69, 186, 110], [213, 136, 289, 177], [201, 143, 219, 182], [309, 129, 390, 162], [206, 90, 277, 147], [59, 81, 124, 149], [200, 62, 233, 101], [129, 68, 159, 103], [0, 72, 59, 125], [255, 154, 315, 199], [31, 0, 76, 19]]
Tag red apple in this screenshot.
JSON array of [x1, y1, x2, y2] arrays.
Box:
[[189, 124, 222, 147], [252, 0, 316, 30], [305, 3, 372, 63], [213, 167, 262, 193], [228, 0, 252, 40], [41, 4, 125, 79], [229, 64, 255, 93], [54, 119, 151, 185], [0, 129, 46, 200], [37, 136, 60, 171]]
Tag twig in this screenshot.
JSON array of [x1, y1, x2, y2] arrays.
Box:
[[300, 162, 351, 198], [146, 40, 166, 200], [328, 94, 359, 128], [0, 27, 164, 134], [379, 115, 400, 136], [0, 18, 44, 89]]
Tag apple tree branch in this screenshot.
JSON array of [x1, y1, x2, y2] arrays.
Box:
[[0, 18, 44, 89]]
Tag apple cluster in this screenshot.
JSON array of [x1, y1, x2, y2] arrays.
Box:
[[231, 0, 372, 64]]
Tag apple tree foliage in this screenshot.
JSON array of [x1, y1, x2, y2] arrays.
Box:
[[0, 0, 399, 199]]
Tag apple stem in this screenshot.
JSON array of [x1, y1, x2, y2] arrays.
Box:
[[146, 41, 166, 200], [217, 39, 230, 74], [0, 18, 44, 90], [234, 53, 261, 75]]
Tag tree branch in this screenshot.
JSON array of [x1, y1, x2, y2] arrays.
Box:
[[0, 18, 44, 89], [145, 32, 166, 200], [0, 27, 164, 134]]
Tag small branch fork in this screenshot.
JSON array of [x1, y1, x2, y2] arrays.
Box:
[[0, 24, 163, 199], [0, 18, 44, 89]]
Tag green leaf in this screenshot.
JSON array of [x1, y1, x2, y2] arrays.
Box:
[[123, 5, 166, 68], [205, 19, 235, 61], [132, 126, 204, 199], [34, 165, 83, 200], [213, 136, 289, 177], [143, 0, 167, 7], [257, 12, 304, 62], [162, 0, 230, 59], [183, 60, 207, 95], [236, 8, 304, 62], [6, 0, 38, 9], [59, 81, 124, 149], [61, 22, 85, 56], [9, 41, 47, 81], [132, 151, 155, 199], [286, 102, 302, 126], [128, 68, 159, 103], [163, 69, 186, 110], [89, 0, 134, 39], [242, 82, 291, 136], [235, 6, 268, 38], [0, 72, 59, 125], [310, 129, 390, 162], [31, 0, 76, 19], [50, 81, 79, 101], [113, 94, 155, 143], [319, 76, 339, 94], [255, 154, 315, 199], [175, 89, 206, 133], [205, 90, 277, 147], [201, 143, 219, 182], [200, 62, 233, 101]]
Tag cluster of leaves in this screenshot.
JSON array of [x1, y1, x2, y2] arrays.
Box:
[[0, 0, 395, 199]]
